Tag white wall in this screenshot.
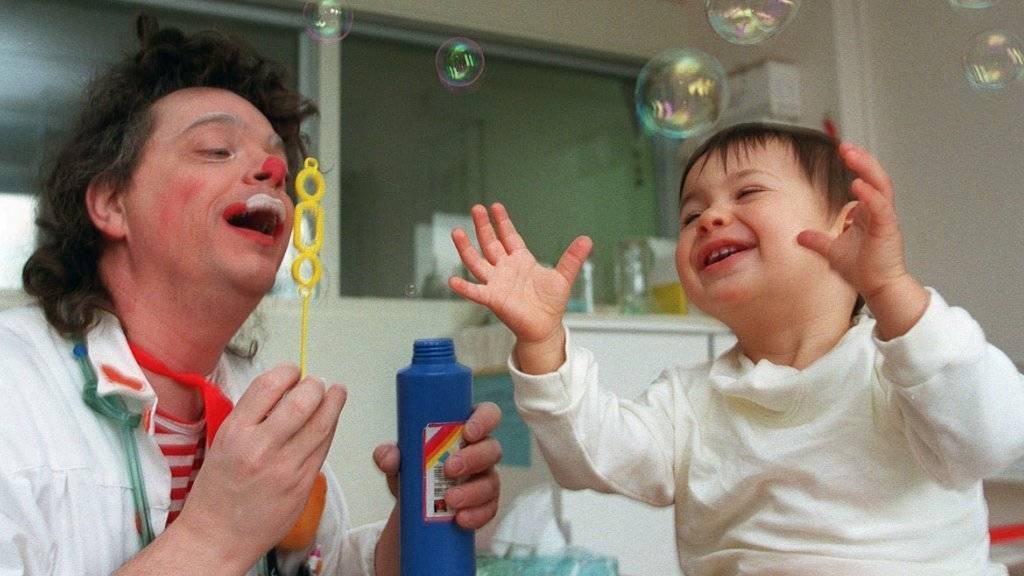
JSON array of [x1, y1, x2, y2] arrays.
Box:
[[852, 1, 1023, 362]]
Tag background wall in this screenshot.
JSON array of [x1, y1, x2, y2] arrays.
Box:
[[853, 1, 1023, 363]]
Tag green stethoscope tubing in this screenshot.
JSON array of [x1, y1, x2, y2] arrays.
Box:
[[73, 338, 155, 549], [73, 339, 277, 575]]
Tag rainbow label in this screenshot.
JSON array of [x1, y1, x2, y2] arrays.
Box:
[[422, 422, 464, 521]]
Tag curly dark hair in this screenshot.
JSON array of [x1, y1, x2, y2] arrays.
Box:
[[22, 14, 318, 337]]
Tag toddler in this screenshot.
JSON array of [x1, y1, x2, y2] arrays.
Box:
[[449, 122, 1024, 575]]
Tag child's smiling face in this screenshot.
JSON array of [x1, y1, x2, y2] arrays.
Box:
[[676, 140, 843, 320]]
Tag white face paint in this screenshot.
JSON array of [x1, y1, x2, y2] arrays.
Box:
[[245, 193, 287, 224]]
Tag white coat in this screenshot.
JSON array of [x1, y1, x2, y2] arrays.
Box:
[[0, 305, 381, 575]]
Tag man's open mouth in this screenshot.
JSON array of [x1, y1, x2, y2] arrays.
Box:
[[223, 194, 286, 238]]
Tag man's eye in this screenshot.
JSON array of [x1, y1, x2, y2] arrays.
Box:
[[737, 187, 763, 198], [202, 148, 233, 159]]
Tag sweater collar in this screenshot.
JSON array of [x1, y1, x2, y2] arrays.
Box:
[[708, 315, 875, 415]]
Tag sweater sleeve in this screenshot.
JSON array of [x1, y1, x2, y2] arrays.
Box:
[[877, 288, 1024, 489], [510, 327, 683, 507]]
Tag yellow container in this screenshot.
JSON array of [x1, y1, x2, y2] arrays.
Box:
[[652, 282, 687, 315]]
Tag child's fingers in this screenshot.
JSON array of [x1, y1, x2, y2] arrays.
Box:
[[470, 204, 507, 265], [554, 235, 594, 284], [452, 227, 491, 283], [490, 202, 528, 252], [796, 229, 832, 260], [849, 178, 898, 235], [839, 143, 894, 201], [448, 276, 489, 307]]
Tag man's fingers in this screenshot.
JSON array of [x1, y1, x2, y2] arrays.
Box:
[[373, 442, 400, 475], [463, 401, 502, 443], [446, 468, 500, 510], [454, 496, 500, 531], [260, 376, 331, 447], [373, 442, 400, 498], [444, 437, 502, 478], [231, 364, 301, 425], [288, 383, 347, 460]]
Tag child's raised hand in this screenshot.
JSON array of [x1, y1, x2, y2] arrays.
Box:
[[797, 143, 928, 339], [449, 203, 592, 347]]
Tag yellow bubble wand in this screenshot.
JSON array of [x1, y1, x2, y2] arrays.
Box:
[[291, 157, 325, 378], [276, 157, 329, 554]]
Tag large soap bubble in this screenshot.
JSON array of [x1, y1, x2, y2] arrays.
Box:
[[303, 0, 353, 43], [705, 0, 800, 45], [962, 30, 1024, 91], [635, 49, 729, 140], [436, 37, 486, 91]]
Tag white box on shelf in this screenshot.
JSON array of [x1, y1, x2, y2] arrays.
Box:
[[724, 60, 801, 124]]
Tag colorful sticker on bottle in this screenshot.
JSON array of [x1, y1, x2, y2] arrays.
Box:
[[423, 422, 464, 522]]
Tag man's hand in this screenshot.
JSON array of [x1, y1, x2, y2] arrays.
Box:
[[170, 365, 347, 568], [372, 402, 503, 575]]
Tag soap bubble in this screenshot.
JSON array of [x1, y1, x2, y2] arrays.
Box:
[[635, 49, 729, 140], [962, 30, 1024, 91], [436, 37, 485, 91], [404, 284, 418, 298], [949, 0, 1000, 9], [303, 0, 353, 43], [705, 0, 800, 45]]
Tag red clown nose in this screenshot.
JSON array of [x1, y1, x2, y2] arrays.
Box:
[[261, 156, 287, 187]]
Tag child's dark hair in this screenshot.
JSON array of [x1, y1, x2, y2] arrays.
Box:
[[680, 122, 865, 315], [680, 122, 855, 217], [22, 14, 318, 339]]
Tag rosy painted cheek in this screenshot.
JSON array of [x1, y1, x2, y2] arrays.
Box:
[[156, 177, 205, 237]]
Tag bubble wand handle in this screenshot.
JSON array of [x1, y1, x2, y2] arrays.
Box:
[[278, 157, 330, 555], [291, 157, 326, 379]]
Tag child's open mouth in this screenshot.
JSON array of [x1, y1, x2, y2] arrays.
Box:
[[223, 194, 286, 244], [698, 241, 754, 271]]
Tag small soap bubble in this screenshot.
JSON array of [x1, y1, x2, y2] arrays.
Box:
[[303, 0, 353, 43], [436, 37, 485, 91], [962, 30, 1024, 92], [949, 0, 999, 9], [705, 0, 800, 45], [404, 284, 418, 298], [634, 49, 729, 140]]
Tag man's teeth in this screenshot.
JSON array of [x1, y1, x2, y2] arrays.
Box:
[[706, 246, 740, 266]]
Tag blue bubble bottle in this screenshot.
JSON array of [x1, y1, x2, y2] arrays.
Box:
[[397, 338, 475, 576]]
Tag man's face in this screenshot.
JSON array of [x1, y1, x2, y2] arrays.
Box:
[[117, 87, 294, 297], [676, 141, 837, 319]]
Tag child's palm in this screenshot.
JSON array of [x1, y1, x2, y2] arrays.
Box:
[[475, 248, 572, 343], [449, 203, 593, 344]]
